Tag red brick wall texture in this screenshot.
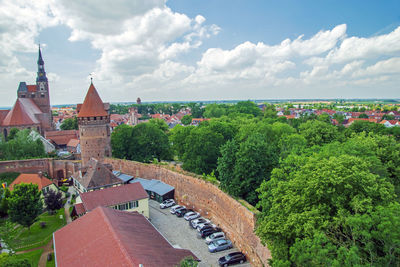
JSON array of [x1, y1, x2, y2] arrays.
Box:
[[104, 158, 271, 266]]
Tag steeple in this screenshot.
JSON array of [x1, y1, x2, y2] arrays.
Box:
[[36, 45, 47, 83]]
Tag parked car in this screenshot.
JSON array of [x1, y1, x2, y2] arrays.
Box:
[[218, 252, 247, 266], [172, 206, 186, 215], [190, 218, 210, 229], [184, 211, 200, 221], [176, 208, 191, 217], [170, 205, 182, 214], [198, 227, 222, 239], [196, 222, 215, 232], [160, 199, 175, 209], [208, 239, 233, 253], [205, 232, 226, 244]]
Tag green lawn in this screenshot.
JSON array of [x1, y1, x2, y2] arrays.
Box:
[[0, 172, 20, 186], [13, 209, 66, 251], [14, 249, 43, 267]]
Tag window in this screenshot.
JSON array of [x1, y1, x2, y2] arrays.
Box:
[[129, 201, 138, 209], [41, 93, 45, 98]]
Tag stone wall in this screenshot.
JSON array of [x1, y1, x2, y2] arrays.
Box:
[[104, 158, 271, 266], [0, 158, 80, 180]]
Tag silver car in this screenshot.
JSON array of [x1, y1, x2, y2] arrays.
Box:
[[208, 239, 233, 253], [184, 211, 200, 221], [205, 232, 226, 245]]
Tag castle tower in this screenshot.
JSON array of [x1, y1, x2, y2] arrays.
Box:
[[77, 82, 111, 166]]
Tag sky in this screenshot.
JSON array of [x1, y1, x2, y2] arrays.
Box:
[[0, 0, 399, 107]]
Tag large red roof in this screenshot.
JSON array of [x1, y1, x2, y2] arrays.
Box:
[[45, 130, 79, 146], [80, 183, 148, 212], [77, 83, 108, 118], [1, 99, 41, 126], [54, 206, 198, 267], [9, 173, 53, 191]]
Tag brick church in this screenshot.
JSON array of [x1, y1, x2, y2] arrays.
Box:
[[0, 46, 53, 137]]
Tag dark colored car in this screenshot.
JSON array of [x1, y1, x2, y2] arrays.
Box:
[[176, 208, 190, 217], [218, 252, 247, 266], [199, 227, 222, 239]]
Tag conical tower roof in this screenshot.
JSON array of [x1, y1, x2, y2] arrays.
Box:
[[78, 83, 108, 118]]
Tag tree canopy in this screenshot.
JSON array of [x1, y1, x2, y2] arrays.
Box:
[[7, 183, 42, 229], [0, 129, 46, 161], [60, 117, 78, 130]]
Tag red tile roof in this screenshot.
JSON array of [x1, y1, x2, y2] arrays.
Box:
[[77, 83, 108, 118], [73, 203, 86, 215], [1, 99, 41, 126], [45, 130, 79, 146], [54, 206, 197, 267], [9, 173, 53, 191], [0, 110, 9, 123], [80, 183, 148, 212], [27, 85, 37, 92], [66, 138, 80, 148]]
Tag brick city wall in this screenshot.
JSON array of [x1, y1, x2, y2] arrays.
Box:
[[104, 158, 271, 266], [0, 158, 79, 180]]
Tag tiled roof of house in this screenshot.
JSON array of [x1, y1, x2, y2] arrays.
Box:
[[54, 206, 197, 267], [27, 85, 37, 92], [1, 99, 41, 126], [45, 130, 79, 146], [73, 203, 86, 215], [80, 183, 148, 212], [9, 173, 53, 191], [75, 158, 122, 190], [77, 83, 108, 118], [0, 110, 9, 123], [66, 138, 80, 148]]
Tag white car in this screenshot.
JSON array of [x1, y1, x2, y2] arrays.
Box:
[[205, 232, 225, 244], [160, 199, 175, 209], [184, 211, 200, 221], [190, 218, 210, 229]]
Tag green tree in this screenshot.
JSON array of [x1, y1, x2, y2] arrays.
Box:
[[299, 120, 338, 147], [203, 103, 227, 118], [346, 120, 385, 135], [7, 128, 19, 141], [0, 188, 11, 216], [111, 124, 133, 159], [44, 189, 63, 211], [256, 154, 398, 266], [182, 127, 224, 174], [358, 113, 369, 119], [178, 257, 198, 267], [60, 117, 78, 130], [169, 125, 194, 159], [7, 183, 43, 230], [129, 123, 172, 162], [181, 115, 193, 125], [0, 129, 46, 161], [149, 118, 169, 132], [232, 101, 262, 117], [264, 104, 278, 119], [0, 221, 18, 254]]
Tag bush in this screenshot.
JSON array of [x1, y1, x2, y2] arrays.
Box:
[[60, 185, 68, 192]]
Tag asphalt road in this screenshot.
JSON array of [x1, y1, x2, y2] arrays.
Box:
[[149, 200, 252, 267]]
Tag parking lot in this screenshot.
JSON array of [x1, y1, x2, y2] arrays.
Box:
[[149, 200, 252, 267]]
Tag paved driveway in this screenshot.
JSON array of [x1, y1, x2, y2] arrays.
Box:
[[149, 200, 252, 267]]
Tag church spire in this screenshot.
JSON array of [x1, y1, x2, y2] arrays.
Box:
[[36, 45, 47, 82]]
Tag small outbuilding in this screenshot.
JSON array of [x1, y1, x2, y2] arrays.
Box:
[[130, 178, 174, 203]]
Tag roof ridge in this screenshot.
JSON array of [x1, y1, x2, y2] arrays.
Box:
[[99, 207, 134, 265]]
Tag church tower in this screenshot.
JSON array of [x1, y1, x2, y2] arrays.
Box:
[[33, 45, 52, 131], [77, 82, 111, 166]]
